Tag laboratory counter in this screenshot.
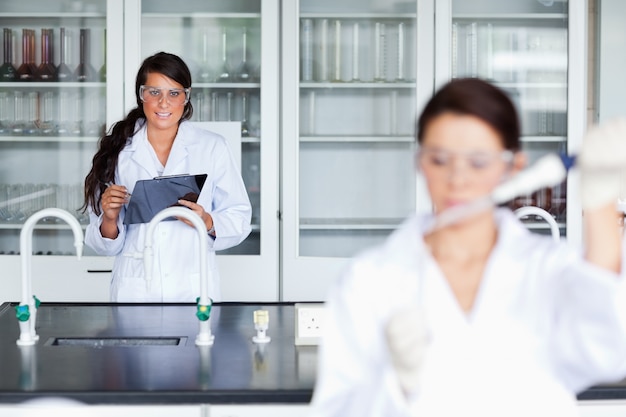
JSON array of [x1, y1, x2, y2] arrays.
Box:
[[0, 302, 316, 405], [0, 302, 624, 406]]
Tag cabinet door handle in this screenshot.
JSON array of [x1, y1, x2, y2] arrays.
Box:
[[87, 270, 112, 273]]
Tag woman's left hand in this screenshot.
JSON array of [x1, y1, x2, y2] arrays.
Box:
[[176, 199, 214, 234]]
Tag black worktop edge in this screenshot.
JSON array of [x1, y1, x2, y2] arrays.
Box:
[[0, 390, 313, 405]]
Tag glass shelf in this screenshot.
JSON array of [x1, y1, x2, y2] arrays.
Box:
[[300, 82, 416, 88], [300, 135, 414, 143]]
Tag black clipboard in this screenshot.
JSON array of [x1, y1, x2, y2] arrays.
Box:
[[123, 174, 208, 225]]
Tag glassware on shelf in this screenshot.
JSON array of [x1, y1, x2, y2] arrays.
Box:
[[318, 19, 329, 82], [332, 20, 342, 82], [22, 91, 39, 135], [36, 28, 57, 81], [16, 29, 35, 82], [373, 22, 387, 82], [307, 90, 315, 135], [210, 91, 219, 121], [0, 28, 17, 81], [389, 90, 398, 135], [241, 92, 250, 137], [75, 28, 97, 82], [57, 90, 81, 136], [11, 91, 25, 135], [83, 90, 102, 136], [235, 27, 252, 82], [38, 91, 56, 135], [451, 22, 458, 78], [196, 29, 213, 83], [351, 22, 360, 82], [226, 91, 234, 121], [301, 19, 313, 82], [99, 29, 106, 82], [216, 27, 232, 82], [0, 91, 12, 134], [396, 22, 405, 81], [57, 28, 75, 82]]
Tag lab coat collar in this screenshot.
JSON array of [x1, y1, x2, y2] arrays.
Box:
[[128, 121, 192, 178]]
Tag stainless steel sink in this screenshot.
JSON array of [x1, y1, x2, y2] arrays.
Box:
[[44, 337, 188, 347]]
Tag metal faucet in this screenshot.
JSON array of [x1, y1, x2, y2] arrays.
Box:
[[16, 208, 84, 346], [144, 206, 215, 346]]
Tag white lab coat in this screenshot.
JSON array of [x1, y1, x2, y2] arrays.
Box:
[[310, 209, 626, 417], [85, 121, 252, 302]]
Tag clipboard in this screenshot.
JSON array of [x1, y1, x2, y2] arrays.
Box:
[[123, 174, 208, 225]]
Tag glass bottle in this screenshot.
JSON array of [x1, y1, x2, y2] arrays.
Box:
[[235, 27, 252, 82], [0, 28, 17, 81], [75, 28, 97, 82], [36, 29, 57, 82], [57, 28, 74, 82], [373, 22, 387, 82], [241, 92, 250, 137], [196, 29, 213, 83], [38, 91, 56, 135], [216, 27, 231, 82], [11, 91, 24, 135], [16, 29, 35, 81], [23, 91, 40, 135]]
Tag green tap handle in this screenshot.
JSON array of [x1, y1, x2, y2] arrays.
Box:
[[33, 295, 41, 309], [15, 305, 30, 322], [195, 297, 213, 321]]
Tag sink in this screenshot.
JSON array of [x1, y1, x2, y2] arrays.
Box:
[[44, 337, 188, 347]]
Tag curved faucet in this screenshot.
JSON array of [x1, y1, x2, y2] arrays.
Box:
[[16, 208, 84, 346], [144, 206, 214, 346], [514, 206, 561, 242]]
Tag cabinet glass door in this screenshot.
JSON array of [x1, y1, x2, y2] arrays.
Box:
[[128, 0, 280, 301], [282, 0, 419, 300], [0, 0, 121, 257], [445, 0, 573, 238]]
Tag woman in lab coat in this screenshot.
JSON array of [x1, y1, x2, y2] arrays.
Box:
[[82, 52, 251, 302], [310, 78, 626, 416]]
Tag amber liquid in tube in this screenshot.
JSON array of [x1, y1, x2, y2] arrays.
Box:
[[16, 29, 34, 81], [36, 29, 57, 81]]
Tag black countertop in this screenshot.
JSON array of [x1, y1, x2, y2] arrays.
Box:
[[0, 302, 624, 405], [0, 302, 316, 405]]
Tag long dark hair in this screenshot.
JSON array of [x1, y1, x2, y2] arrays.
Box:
[[82, 52, 194, 215], [416, 78, 521, 152]]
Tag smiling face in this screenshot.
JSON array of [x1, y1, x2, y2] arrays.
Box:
[[418, 112, 522, 214], [141, 72, 188, 137]]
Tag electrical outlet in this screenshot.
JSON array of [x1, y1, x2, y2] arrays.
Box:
[[294, 303, 326, 346]]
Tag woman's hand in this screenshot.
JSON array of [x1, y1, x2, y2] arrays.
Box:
[[176, 199, 215, 236], [100, 184, 129, 239]]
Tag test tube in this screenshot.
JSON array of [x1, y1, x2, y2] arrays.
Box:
[[210, 92, 219, 121], [351, 22, 359, 82], [451, 22, 458, 78], [319, 19, 329, 82], [396, 22, 405, 81], [226, 91, 234, 121], [12, 91, 24, 135], [332, 20, 342, 82], [374, 22, 386, 82], [0, 91, 12, 135], [389, 90, 398, 135], [301, 19, 313, 82], [39, 91, 56, 135], [308, 90, 315, 135]]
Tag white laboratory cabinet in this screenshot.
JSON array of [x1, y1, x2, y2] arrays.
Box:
[[0, 0, 588, 303], [281, 0, 586, 301]]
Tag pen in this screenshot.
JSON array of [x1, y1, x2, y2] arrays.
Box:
[[103, 181, 131, 197]]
